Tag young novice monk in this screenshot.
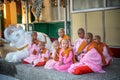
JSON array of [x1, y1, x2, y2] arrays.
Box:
[[94, 35, 113, 66], [33, 41, 50, 67], [44, 40, 61, 69], [54, 39, 76, 72], [73, 28, 86, 61], [58, 28, 71, 47], [23, 31, 40, 65], [68, 33, 105, 75]]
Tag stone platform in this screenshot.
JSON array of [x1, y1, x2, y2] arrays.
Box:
[[0, 74, 19, 80], [0, 58, 120, 80], [0, 42, 120, 80]]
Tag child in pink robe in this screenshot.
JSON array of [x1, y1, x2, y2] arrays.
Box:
[[54, 39, 76, 72], [68, 33, 105, 75], [94, 35, 113, 66], [58, 28, 71, 47], [23, 42, 40, 64], [73, 28, 86, 61], [33, 42, 50, 67], [23, 31, 40, 65], [44, 40, 61, 69]]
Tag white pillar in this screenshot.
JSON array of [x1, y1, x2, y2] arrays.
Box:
[[25, 0, 29, 31], [64, 0, 67, 34], [58, 0, 61, 20]]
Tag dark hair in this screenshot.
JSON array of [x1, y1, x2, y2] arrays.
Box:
[[95, 35, 101, 40], [78, 28, 85, 34], [86, 32, 93, 39], [32, 31, 37, 36]]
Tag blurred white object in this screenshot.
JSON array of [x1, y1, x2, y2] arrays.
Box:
[[4, 25, 52, 62]]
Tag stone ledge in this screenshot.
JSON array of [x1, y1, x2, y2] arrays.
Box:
[[0, 74, 19, 80], [0, 43, 17, 58], [0, 58, 120, 80]]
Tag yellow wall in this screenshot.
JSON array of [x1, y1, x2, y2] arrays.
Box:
[[71, 9, 120, 46], [87, 11, 103, 41], [42, 0, 51, 22], [105, 9, 120, 46], [51, 7, 58, 21], [71, 13, 85, 43]]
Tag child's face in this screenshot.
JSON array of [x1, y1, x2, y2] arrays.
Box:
[[62, 40, 69, 49], [39, 43, 45, 49], [94, 37, 100, 43], [53, 43, 59, 50], [78, 30, 84, 38], [31, 33, 37, 40], [58, 29, 64, 37], [85, 34, 92, 44]]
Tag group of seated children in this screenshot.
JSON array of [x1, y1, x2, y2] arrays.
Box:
[[23, 31, 50, 67], [23, 28, 113, 75]]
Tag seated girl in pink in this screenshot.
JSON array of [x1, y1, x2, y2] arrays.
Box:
[[73, 28, 86, 61], [58, 28, 71, 47], [68, 33, 105, 75], [23, 31, 40, 65], [94, 35, 113, 66], [33, 41, 50, 67], [54, 39, 76, 72], [44, 40, 61, 69]]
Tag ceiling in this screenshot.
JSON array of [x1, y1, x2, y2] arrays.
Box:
[[0, 0, 22, 3]]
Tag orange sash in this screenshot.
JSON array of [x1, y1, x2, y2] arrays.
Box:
[[96, 42, 113, 63], [40, 48, 49, 62], [53, 48, 61, 61], [77, 40, 87, 54], [61, 47, 76, 63], [40, 48, 47, 53], [86, 41, 106, 65]]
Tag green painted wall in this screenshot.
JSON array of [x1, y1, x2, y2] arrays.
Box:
[[28, 21, 71, 38]]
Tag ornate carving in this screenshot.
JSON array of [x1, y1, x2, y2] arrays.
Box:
[[31, 0, 43, 22], [51, 0, 58, 7], [50, 0, 66, 8], [60, 0, 66, 8]]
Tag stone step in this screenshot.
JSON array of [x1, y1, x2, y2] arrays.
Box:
[[0, 58, 120, 80], [0, 74, 19, 80]]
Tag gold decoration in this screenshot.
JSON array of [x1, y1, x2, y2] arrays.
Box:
[[17, 44, 28, 51], [51, 0, 58, 7], [51, 0, 66, 8], [60, 0, 66, 8]]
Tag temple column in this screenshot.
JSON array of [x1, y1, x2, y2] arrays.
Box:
[[10, 0, 17, 25], [3, 1, 11, 28], [42, 0, 51, 22]]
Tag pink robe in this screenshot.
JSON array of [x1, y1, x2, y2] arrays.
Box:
[[54, 49, 73, 72], [73, 38, 85, 61], [23, 43, 40, 64], [68, 46, 105, 74], [33, 49, 50, 67], [102, 46, 112, 66], [44, 50, 59, 69]]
